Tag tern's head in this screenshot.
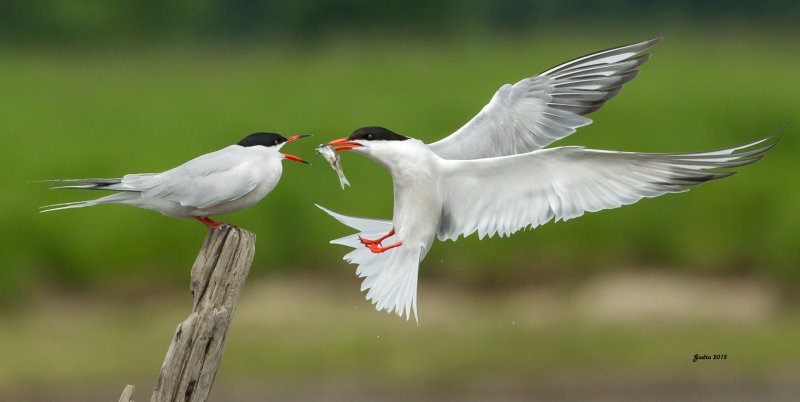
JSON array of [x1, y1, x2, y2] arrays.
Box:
[[237, 132, 310, 164], [329, 126, 410, 153]]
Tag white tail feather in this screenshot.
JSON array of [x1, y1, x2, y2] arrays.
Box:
[[39, 192, 134, 213], [316, 204, 420, 322], [39, 200, 98, 213]]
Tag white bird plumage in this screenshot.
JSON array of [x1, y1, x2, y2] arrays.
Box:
[[428, 36, 662, 160], [319, 37, 781, 322], [41, 132, 310, 228]]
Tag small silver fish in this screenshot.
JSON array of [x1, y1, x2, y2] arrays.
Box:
[[316, 144, 351, 189]]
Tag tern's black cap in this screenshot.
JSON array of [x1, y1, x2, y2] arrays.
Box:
[[348, 126, 409, 141], [237, 132, 287, 147]]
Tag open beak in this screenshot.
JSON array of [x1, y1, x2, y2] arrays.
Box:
[[282, 153, 309, 164], [285, 134, 311, 144], [282, 134, 311, 164], [329, 137, 363, 151]]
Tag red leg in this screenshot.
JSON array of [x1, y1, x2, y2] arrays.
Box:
[[194, 216, 227, 229], [359, 228, 395, 246], [366, 241, 403, 253]]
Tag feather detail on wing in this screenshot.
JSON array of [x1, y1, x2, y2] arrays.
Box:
[[428, 37, 661, 160], [124, 147, 261, 209], [40, 178, 126, 190], [316, 204, 420, 322], [437, 133, 779, 241], [133, 166, 258, 209], [42, 146, 262, 210]]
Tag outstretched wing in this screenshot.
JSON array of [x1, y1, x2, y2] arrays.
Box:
[[316, 204, 421, 322], [437, 134, 778, 240], [428, 37, 661, 160]]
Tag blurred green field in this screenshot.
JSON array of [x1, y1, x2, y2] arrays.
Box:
[[3, 30, 799, 298], [1, 27, 800, 401], [1, 274, 799, 401]]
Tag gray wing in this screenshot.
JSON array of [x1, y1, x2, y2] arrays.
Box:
[[41, 146, 262, 210], [41, 178, 125, 190], [437, 134, 778, 240], [428, 37, 661, 160], [122, 147, 260, 209]]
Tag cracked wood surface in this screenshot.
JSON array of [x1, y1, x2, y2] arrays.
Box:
[[120, 224, 256, 402]]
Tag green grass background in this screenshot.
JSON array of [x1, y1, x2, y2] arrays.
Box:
[[1, 27, 799, 400], [3, 29, 798, 297]]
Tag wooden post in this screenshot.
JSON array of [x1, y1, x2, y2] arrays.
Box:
[[119, 224, 256, 402], [118, 385, 135, 402]]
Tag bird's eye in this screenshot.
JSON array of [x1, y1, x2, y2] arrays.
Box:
[[274, 139, 279, 145], [367, 134, 374, 140]]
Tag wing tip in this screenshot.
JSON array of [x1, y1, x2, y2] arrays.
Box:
[[541, 35, 663, 76], [642, 35, 664, 47], [626, 35, 663, 53]]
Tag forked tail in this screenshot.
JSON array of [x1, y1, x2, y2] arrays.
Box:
[[40, 200, 99, 213], [316, 204, 420, 322], [39, 192, 135, 213], [39, 178, 136, 213]]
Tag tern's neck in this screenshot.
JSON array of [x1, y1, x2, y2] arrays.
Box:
[[361, 138, 436, 176]]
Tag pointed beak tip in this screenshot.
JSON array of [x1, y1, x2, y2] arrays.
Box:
[[282, 153, 310, 164], [328, 137, 363, 151], [285, 134, 311, 144]]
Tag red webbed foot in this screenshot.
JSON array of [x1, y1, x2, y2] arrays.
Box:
[[359, 228, 395, 247], [366, 241, 403, 253], [358, 236, 379, 246]]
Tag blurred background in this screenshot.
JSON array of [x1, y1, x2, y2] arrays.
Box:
[[2, 1, 799, 400]]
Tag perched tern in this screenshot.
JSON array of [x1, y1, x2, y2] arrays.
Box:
[[41, 132, 310, 228], [317, 37, 780, 321]]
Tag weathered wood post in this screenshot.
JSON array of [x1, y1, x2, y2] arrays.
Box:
[[119, 224, 256, 402]]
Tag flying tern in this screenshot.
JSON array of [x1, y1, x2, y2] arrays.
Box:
[[317, 37, 780, 321], [41, 132, 310, 228]]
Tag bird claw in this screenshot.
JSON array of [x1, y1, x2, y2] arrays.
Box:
[[359, 236, 381, 246], [365, 241, 403, 253], [359, 228, 396, 248]]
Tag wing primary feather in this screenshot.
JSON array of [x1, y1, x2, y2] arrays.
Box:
[[429, 37, 662, 159], [40, 178, 141, 192], [437, 130, 778, 242], [540, 36, 662, 76], [548, 54, 651, 81], [38, 178, 122, 185]]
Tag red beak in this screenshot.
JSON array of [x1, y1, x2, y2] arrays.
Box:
[[329, 137, 363, 151], [285, 134, 311, 144], [282, 153, 309, 164], [282, 134, 310, 164]]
